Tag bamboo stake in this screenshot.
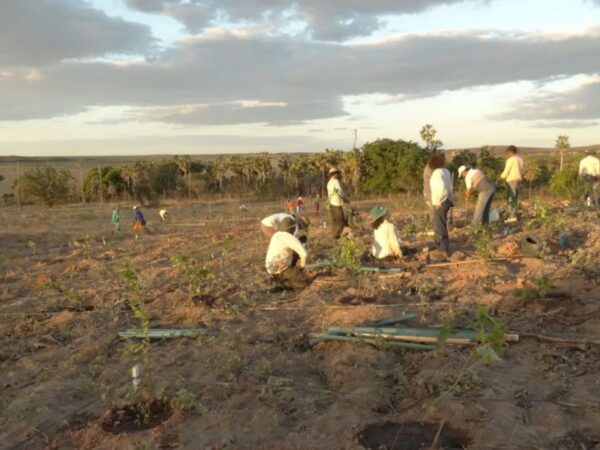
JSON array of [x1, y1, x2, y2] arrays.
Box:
[[309, 334, 436, 350]]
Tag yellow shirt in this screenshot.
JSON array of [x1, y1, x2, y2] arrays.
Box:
[[500, 156, 524, 182]]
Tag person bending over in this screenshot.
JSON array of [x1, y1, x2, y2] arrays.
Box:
[[265, 217, 310, 290], [458, 166, 496, 226]]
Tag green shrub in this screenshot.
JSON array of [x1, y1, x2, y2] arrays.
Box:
[[549, 168, 579, 199]]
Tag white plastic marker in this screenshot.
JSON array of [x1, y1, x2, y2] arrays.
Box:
[[132, 364, 141, 390]]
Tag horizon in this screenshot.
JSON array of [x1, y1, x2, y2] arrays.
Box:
[[2, 0, 600, 156]]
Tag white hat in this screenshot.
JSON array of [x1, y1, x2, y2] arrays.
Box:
[[133, 205, 138, 210], [328, 167, 340, 175], [457, 165, 467, 176]]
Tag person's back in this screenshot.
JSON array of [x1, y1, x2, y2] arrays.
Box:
[[372, 219, 402, 259], [265, 231, 306, 274], [261, 213, 293, 228], [423, 164, 433, 202], [579, 155, 600, 177]]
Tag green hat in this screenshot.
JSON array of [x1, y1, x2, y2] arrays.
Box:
[[279, 217, 296, 232], [370, 205, 388, 222]]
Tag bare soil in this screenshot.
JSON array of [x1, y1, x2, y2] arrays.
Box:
[[1, 198, 600, 449]]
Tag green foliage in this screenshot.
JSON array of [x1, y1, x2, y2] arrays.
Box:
[[473, 306, 506, 365], [549, 167, 579, 199], [172, 257, 213, 298], [420, 124, 443, 151], [448, 149, 477, 178], [471, 226, 492, 260], [17, 166, 73, 206], [361, 139, 429, 194], [525, 202, 557, 231], [122, 264, 150, 356], [513, 276, 550, 300], [45, 281, 85, 310], [477, 146, 503, 181], [331, 237, 362, 274]]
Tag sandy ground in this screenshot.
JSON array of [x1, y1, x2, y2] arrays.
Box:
[[1, 198, 600, 450]]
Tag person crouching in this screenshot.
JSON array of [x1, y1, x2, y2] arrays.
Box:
[[370, 205, 402, 262], [265, 217, 311, 290]]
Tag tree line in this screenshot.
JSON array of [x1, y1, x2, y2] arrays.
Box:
[[6, 134, 581, 207]]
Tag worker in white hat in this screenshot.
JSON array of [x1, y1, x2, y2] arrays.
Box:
[[327, 167, 350, 239], [265, 217, 310, 289], [458, 165, 496, 226]]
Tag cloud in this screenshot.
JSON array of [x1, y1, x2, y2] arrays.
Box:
[[496, 78, 600, 124], [2, 28, 600, 124], [0, 0, 155, 66], [139, 100, 347, 125], [124, 0, 474, 40]]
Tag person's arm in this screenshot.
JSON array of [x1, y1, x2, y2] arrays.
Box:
[[579, 159, 585, 176], [284, 233, 308, 267], [336, 180, 350, 203]]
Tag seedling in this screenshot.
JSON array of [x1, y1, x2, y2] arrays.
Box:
[[331, 237, 362, 274], [171, 256, 213, 298], [513, 276, 550, 300]]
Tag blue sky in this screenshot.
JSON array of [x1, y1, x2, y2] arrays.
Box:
[[1, 0, 599, 155]]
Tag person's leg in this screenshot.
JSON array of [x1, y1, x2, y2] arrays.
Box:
[[472, 193, 485, 226], [330, 205, 344, 239], [507, 182, 519, 218], [433, 202, 450, 254], [482, 189, 495, 224]]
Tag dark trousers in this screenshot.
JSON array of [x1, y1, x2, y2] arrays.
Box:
[[329, 205, 346, 239], [581, 175, 599, 205], [506, 181, 520, 218], [433, 200, 451, 254], [273, 252, 310, 290]]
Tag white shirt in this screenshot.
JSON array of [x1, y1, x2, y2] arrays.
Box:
[[465, 169, 484, 190], [372, 220, 402, 259], [327, 177, 346, 207], [430, 168, 453, 206], [500, 156, 524, 182], [579, 155, 600, 177], [265, 231, 307, 275], [159, 209, 167, 220]]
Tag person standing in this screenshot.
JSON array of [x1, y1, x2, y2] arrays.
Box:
[[296, 196, 304, 215], [327, 168, 350, 239], [112, 207, 121, 232], [423, 156, 435, 225], [133, 206, 146, 231], [370, 205, 402, 261], [458, 166, 496, 226], [578, 150, 600, 206], [429, 154, 453, 254], [500, 145, 524, 220], [265, 217, 310, 290]]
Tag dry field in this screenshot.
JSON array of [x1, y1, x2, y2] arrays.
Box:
[[1, 197, 600, 449]]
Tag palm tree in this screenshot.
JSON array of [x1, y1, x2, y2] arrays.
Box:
[[120, 165, 136, 201], [212, 158, 228, 194], [341, 149, 362, 195], [173, 155, 193, 200], [555, 135, 570, 171]]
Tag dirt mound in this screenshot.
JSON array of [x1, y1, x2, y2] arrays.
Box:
[[356, 420, 471, 450], [496, 241, 520, 257], [100, 400, 172, 434]]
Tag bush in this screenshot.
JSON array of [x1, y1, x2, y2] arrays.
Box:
[[17, 167, 73, 207], [549, 168, 579, 199]]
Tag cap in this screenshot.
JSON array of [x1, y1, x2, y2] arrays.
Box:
[[457, 165, 467, 176]]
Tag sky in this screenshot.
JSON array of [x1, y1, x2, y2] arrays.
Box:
[[1, 0, 600, 156]]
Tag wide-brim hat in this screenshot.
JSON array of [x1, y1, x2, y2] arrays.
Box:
[[328, 167, 340, 175], [370, 205, 388, 222], [457, 165, 467, 176]]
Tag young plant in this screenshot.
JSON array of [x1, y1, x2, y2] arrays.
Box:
[[171, 256, 213, 298], [513, 276, 550, 300], [45, 281, 85, 310], [122, 264, 150, 356], [331, 237, 362, 274], [471, 225, 492, 260]]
